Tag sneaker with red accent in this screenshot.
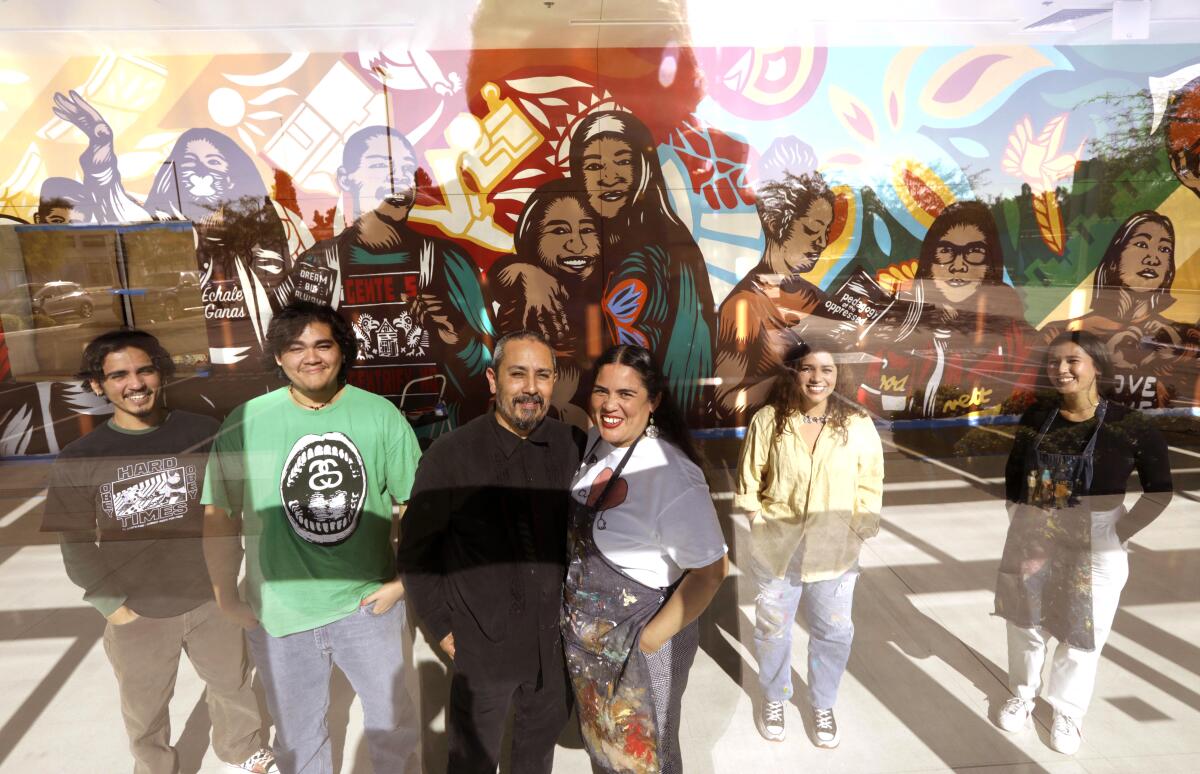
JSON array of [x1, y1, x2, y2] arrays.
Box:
[[226, 748, 278, 773]]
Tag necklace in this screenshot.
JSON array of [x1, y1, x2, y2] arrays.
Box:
[[289, 385, 333, 411], [798, 413, 827, 424]]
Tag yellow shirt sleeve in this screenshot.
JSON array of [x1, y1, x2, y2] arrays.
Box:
[[852, 417, 885, 538], [735, 406, 774, 513]]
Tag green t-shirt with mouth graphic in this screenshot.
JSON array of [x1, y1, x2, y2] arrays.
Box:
[[202, 385, 420, 636]]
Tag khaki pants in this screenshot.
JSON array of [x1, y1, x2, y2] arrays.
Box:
[[103, 599, 264, 774]]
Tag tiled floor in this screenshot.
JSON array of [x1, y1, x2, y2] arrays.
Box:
[[1, 434, 1197, 773]]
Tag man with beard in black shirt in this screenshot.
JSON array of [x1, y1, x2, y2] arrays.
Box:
[[398, 330, 584, 773], [41, 330, 275, 774]]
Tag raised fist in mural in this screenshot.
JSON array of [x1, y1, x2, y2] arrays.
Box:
[[672, 121, 754, 210], [51, 90, 116, 178]]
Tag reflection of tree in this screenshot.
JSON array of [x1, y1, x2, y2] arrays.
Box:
[[123, 229, 195, 284], [12, 231, 71, 285], [1076, 89, 1176, 221], [194, 194, 291, 300]]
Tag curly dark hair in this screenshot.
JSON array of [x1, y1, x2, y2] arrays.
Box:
[[754, 171, 836, 248], [78, 329, 175, 384], [263, 302, 358, 384], [590, 344, 702, 467], [766, 333, 866, 443]]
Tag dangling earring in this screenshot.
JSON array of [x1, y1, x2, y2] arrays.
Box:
[[644, 413, 660, 439]]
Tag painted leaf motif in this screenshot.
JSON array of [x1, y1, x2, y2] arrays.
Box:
[[223, 52, 308, 87], [828, 85, 878, 146], [1032, 190, 1065, 256], [881, 47, 925, 131], [247, 87, 298, 106], [919, 47, 1067, 125], [505, 76, 593, 94], [519, 97, 550, 128]]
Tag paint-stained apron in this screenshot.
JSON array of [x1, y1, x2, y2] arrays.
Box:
[[995, 401, 1107, 651], [561, 438, 667, 774]]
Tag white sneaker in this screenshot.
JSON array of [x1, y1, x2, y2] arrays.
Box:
[[995, 697, 1032, 732], [756, 700, 786, 741], [1050, 712, 1082, 755]]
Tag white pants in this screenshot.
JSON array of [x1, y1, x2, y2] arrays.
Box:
[[1006, 509, 1129, 724]]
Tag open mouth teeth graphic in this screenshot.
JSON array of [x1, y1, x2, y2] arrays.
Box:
[[280, 432, 366, 545]]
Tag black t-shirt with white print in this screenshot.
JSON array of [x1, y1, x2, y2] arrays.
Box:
[[42, 410, 219, 618]]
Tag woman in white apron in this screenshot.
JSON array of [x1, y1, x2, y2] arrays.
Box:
[[994, 330, 1173, 754], [562, 344, 728, 773]]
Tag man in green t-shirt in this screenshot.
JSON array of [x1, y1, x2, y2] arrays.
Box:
[[202, 302, 422, 774]]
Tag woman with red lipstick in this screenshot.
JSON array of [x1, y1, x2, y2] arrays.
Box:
[[561, 344, 728, 774], [1040, 211, 1189, 408], [735, 335, 883, 748], [994, 330, 1172, 754]]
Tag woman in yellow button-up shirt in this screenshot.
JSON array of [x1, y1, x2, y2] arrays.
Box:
[[735, 334, 884, 750]]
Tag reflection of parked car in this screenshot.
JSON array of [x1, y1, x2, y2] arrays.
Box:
[[113, 270, 203, 323], [0, 281, 93, 322]]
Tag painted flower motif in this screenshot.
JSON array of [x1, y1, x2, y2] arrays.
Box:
[[877, 259, 918, 295]]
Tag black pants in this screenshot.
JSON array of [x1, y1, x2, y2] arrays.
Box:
[[447, 654, 571, 774]]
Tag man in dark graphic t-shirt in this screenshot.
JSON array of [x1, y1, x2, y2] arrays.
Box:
[[40, 330, 274, 774]]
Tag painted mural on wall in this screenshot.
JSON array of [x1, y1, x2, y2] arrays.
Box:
[[2, 44, 1200, 455]]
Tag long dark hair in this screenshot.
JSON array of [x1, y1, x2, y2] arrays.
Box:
[[1040, 329, 1115, 400], [1092, 210, 1176, 313], [145, 128, 268, 221], [590, 344, 701, 467], [513, 177, 595, 274], [766, 334, 866, 443], [914, 200, 1006, 285], [568, 111, 678, 234]]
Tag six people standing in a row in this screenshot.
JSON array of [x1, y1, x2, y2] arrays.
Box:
[[40, 304, 1173, 772]]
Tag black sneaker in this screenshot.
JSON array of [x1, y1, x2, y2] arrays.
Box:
[[813, 707, 839, 748]]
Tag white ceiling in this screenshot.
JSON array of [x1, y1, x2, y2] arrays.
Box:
[[0, 0, 1198, 53]]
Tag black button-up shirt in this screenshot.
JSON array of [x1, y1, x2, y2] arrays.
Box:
[[398, 412, 584, 677]]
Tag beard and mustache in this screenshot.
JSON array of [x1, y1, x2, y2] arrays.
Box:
[[497, 393, 546, 433]]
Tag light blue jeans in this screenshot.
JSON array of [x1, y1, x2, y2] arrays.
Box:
[[752, 554, 859, 709], [246, 601, 420, 774]]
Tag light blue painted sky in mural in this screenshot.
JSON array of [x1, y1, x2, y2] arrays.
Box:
[[694, 44, 1200, 204]]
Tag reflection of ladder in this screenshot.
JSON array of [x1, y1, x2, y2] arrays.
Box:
[[399, 374, 450, 437]]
